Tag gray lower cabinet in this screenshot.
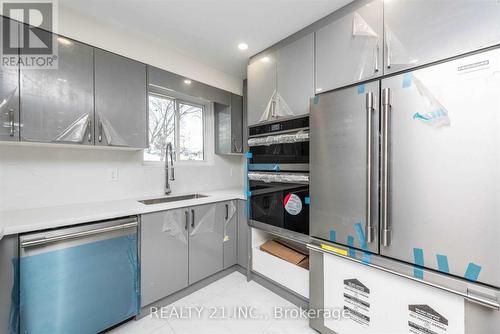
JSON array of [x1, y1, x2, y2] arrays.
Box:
[[221, 200, 238, 269], [0, 17, 20, 142], [20, 34, 94, 144], [140, 209, 189, 307], [0, 235, 18, 333], [188, 203, 224, 284], [315, 0, 383, 92], [276, 33, 314, 116], [384, 0, 500, 74], [95, 49, 147, 148], [237, 200, 249, 269], [215, 94, 243, 155], [247, 52, 277, 126]]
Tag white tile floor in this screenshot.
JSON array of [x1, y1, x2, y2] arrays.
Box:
[[110, 272, 317, 334]]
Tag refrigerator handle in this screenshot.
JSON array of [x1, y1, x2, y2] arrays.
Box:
[[365, 92, 375, 243], [381, 88, 392, 247]]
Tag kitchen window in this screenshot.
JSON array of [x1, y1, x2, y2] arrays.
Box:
[[144, 93, 205, 162]]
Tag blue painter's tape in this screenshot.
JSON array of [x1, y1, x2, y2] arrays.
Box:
[[329, 230, 336, 242], [464, 263, 482, 282], [413, 248, 424, 279], [245, 191, 252, 198], [245, 152, 253, 159], [347, 236, 356, 258], [436, 254, 450, 273], [313, 96, 320, 105], [402, 73, 413, 88], [361, 252, 371, 264], [357, 84, 365, 95], [304, 197, 310, 205], [354, 223, 368, 250], [248, 164, 280, 172]]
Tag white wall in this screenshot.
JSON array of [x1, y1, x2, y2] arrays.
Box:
[[57, 5, 243, 95], [0, 8, 245, 211]]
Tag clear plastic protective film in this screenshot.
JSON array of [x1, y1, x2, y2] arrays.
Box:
[[19, 234, 139, 334], [352, 11, 379, 81], [410, 74, 450, 127], [223, 201, 237, 242], [247, 130, 309, 147], [162, 210, 188, 244], [248, 171, 309, 184], [259, 90, 294, 122], [385, 25, 413, 66], [99, 113, 128, 146], [53, 113, 90, 143], [190, 205, 217, 236]]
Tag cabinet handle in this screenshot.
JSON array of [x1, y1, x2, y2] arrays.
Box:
[[365, 92, 375, 243], [191, 209, 195, 228], [225, 204, 229, 220], [98, 119, 103, 143], [87, 119, 92, 142], [381, 88, 392, 247], [374, 44, 379, 73], [185, 211, 189, 231], [386, 40, 391, 69], [271, 100, 276, 118], [8, 109, 14, 137]]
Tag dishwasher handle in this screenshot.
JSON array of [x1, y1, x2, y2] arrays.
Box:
[[21, 221, 138, 248]]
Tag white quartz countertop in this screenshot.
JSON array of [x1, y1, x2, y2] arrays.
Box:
[[0, 188, 246, 239]]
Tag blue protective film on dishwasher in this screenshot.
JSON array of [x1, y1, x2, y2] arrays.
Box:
[[347, 236, 356, 258], [413, 248, 424, 279], [19, 234, 139, 334], [436, 254, 450, 273], [464, 262, 482, 282]]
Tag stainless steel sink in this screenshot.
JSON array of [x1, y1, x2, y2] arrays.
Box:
[[138, 194, 208, 205]]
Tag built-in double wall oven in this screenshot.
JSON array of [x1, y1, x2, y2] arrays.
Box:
[[247, 116, 310, 235]]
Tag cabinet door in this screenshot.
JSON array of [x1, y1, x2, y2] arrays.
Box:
[[141, 209, 189, 307], [0, 236, 17, 334], [310, 81, 379, 254], [315, 0, 383, 92], [277, 33, 314, 116], [0, 17, 20, 142], [95, 49, 147, 148], [188, 204, 223, 284], [384, 0, 500, 74], [247, 53, 276, 126], [220, 201, 238, 269], [20, 34, 94, 144], [230, 94, 243, 153]]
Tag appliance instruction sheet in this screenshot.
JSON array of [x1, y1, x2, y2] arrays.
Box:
[[323, 254, 464, 334]]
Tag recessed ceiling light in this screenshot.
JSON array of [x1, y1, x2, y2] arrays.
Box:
[[184, 79, 192, 85], [261, 56, 270, 63], [238, 43, 248, 51]]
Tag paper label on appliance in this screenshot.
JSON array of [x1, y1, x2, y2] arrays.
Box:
[[284, 193, 302, 215], [343, 278, 370, 327], [408, 304, 449, 334]]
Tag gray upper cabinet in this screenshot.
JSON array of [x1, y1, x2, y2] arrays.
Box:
[[315, 0, 383, 92], [20, 34, 94, 144], [215, 93, 243, 155], [0, 17, 20, 142], [247, 52, 276, 126], [384, 0, 500, 74], [188, 203, 223, 284], [276, 33, 314, 117], [95, 49, 147, 148], [221, 200, 238, 269], [141, 209, 189, 307]]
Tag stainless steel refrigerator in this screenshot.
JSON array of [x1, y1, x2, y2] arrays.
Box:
[[310, 47, 500, 288]]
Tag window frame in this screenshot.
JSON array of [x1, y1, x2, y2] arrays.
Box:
[[144, 91, 210, 165]]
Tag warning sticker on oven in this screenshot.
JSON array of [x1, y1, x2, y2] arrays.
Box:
[[343, 278, 370, 327], [284, 193, 302, 215], [408, 304, 449, 334]]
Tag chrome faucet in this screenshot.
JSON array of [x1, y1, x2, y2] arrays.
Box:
[[165, 142, 175, 195]]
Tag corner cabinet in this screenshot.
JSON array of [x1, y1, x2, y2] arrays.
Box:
[[384, 0, 500, 74], [215, 94, 243, 155], [20, 33, 94, 144], [95, 49, 147, 148], [315, 0, 383, 92]]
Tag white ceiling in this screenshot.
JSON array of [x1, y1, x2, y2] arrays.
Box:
[[59, 0, 352, 79]]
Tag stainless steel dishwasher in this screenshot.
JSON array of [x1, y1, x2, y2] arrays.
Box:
[[19, 217, 139, 334]]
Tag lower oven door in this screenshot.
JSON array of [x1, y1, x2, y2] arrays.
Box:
[[250, 182, 309, 234]]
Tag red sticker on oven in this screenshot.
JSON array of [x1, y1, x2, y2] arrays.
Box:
[[284, 193, 303, 215]]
